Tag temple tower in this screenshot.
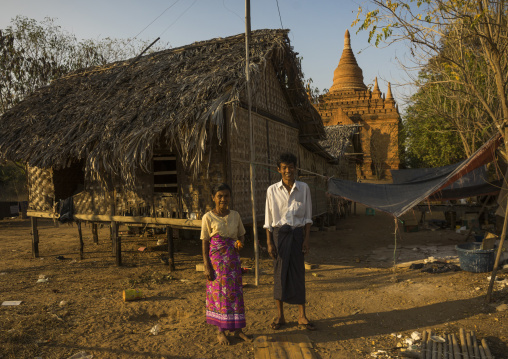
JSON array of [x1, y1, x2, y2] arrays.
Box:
[[314, 30, 400, 180]]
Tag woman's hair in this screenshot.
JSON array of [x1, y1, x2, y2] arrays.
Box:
[[212, 183, 232, 197], [277, 152, 297, 168]]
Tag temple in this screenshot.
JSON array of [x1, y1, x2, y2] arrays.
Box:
[[314, 30, 400, 180]]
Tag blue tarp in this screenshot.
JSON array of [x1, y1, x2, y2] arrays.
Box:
[[327, 133, 503, 217]]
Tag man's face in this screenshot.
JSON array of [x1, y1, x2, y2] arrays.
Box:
[[277, 162, 296, 182]]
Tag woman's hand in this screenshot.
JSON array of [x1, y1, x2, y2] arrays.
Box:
[[204, 264, 215, 281]]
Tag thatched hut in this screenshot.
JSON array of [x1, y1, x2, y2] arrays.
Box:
[[0, 29, 351, 262]]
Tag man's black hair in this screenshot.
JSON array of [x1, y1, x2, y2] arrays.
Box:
[[212, 183, 232, 196], [277, 152, 297, 168]]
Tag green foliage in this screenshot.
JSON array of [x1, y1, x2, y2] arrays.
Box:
[[0, 16, 168, 114], [0, 161, 25, 185]]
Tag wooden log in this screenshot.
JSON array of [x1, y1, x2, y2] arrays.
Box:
[[460, 328, 470, 359], [31, 217, 39, 258], [166, 226, 175, 271], [452, 334, 461, 359], [78, 221, 84, 260], [471, 332, 480, 359], [481, 339, 492, 359], [443, 336, 448, 359], [92, 222, 99, 244], [466, 331, 474, 358]]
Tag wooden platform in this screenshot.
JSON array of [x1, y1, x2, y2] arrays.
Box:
[[254, 334, 316, 359]]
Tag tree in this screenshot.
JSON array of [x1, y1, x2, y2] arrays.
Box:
[[354, 0, 508, 162], [0, 16, 167, 114]]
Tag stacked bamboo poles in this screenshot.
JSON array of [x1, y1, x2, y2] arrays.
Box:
[[420, 329, 493, 359]]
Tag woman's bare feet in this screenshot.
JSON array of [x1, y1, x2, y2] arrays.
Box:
[[234, 329, 252, 342], [217, 331, 230, 346]]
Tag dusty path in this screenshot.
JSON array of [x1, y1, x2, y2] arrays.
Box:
[[1, 205, 507, 358]]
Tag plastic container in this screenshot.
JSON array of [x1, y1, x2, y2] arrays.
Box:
[[365, 208, 375, 216], [455, 243, 496, 273], [122, 289, 143, 301]]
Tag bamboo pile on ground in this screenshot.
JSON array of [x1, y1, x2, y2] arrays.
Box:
[[420, 328, 493, 359]]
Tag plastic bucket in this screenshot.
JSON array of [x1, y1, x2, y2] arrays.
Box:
[[455, 243, 496, 273]]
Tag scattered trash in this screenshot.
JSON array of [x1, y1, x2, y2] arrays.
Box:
[[311, 273, 322, 277], [196, 263, 205, 272], [2, 301, 22, 306], [410, 331, 421, 341], [495, 303, 508, 312], [150, 324, 161, 335], [430, 335, 446, 343], [55, 255, 66, 260], [138, 247, 146, 252], [156, 239, 166, 246], [0, 272, 7, 275], [59, 300, 68, 307], [67, 351, 93, 359], [37, 277, 49, 283], [180, 279, 190, 283], [370, 350, 387, 357], [122, 289, 143, 302]]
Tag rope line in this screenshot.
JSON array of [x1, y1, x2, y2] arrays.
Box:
[[275, 0, 284, 29]]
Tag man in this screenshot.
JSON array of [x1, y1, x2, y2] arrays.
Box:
[[264, 152, 316, 331]]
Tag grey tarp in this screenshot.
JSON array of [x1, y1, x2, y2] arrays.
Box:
[[327, 133, 502, 217]]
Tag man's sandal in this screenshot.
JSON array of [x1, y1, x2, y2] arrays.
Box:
[[299, 322, 316, 331]]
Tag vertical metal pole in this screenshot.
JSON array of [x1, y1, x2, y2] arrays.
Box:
[[245, 0, 260, 286]]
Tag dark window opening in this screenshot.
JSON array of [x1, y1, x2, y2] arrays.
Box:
[[53, 160, 85, 201], [153, 155, 177, 194]]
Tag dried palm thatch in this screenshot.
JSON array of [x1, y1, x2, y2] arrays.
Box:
[[319, 124, 360, 159], [0, 29, 324, 188]]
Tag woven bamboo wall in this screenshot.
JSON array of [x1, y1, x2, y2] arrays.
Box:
[[253, 63, 294, 124], [27, 166, 55, 212]]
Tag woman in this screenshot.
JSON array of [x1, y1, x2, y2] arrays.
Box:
[[201, 183, 251, 345]]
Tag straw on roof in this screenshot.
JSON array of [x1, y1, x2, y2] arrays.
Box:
[[0, 29, 324, 187]]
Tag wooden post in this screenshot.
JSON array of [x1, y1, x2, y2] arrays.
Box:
[[245, 0, 259, 286], [111, 223, 116, 256], [486, 129, 508, 302], [166, 226, 175, 271], [113, 222, 121, 266], [78, 221, 84, 260], [481, 339, 492, 359], [472, 332, 480, 359], [31, 217, 39, 258], [460, 328, 470, 359], [92, 222, 99, 244]]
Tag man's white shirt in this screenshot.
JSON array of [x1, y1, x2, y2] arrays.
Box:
[[263, 180, 313, 232]]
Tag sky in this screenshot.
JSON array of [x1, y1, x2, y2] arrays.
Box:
[[0, 0, 413, 109]]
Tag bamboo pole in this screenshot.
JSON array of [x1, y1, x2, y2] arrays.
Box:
[[443, 336, 448, 359], [481, 339, 492, 359], [245, 0, 260, 286], [422, 329, 428, 358], [452, 334, 461, 359], [426, 330, 433, 359], [486, 126, 508, 302], [466, 331, 474, 359], [447, 334, 454, 359], [460, 328, 470, 359], [479, 345, 486, 359], [436, 342, 442, 359], [78, 221, 84, 260], [471, 332, 480, 359]]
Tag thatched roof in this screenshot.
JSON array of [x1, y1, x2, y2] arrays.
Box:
[[319, 124, 360, 159], [0, 29, 325, 186]]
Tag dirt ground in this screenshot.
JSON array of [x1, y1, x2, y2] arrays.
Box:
[[1, 204, 508, 359]]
